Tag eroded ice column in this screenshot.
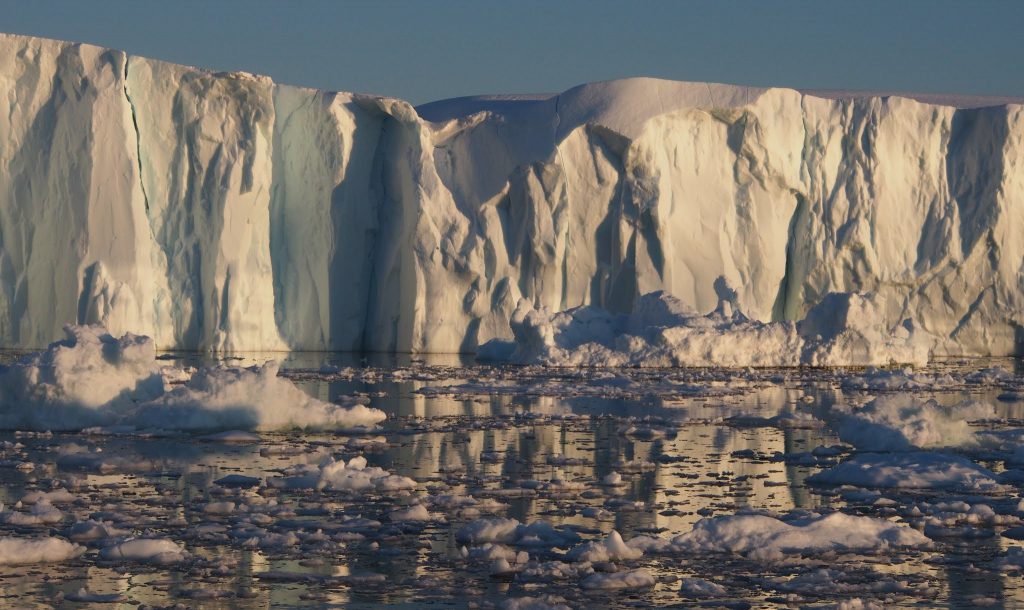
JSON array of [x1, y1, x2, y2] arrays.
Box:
[[126, 57, 284, 351], [269, 86, 385, 351], [0, 35, 165, 347]]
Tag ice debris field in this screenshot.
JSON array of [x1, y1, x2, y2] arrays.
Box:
[[0, 31, 1024, 609], [0, 327, 1019, 608]]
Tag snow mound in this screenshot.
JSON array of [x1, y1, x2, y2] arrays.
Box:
[[481, 289, 928, 367], [832, 396, 995, 451], [0, 326, 385, 431], [808, 452, 1002, 492], [0, 536, 83, 564]]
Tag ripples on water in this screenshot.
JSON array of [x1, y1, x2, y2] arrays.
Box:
[[1, 354, 1023, 608]]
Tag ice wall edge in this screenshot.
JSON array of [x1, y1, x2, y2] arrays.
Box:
[[1, 33, 1022, 356]]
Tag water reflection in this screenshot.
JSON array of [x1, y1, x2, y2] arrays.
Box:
[[0, 357, 1022, 607]]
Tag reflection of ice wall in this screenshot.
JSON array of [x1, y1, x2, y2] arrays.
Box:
[[2, 32, 1023, 354]]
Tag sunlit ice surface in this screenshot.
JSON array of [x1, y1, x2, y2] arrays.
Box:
[[0, 352, 1023, 608]]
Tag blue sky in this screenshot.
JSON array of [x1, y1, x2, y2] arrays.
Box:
[[2, 0, 1022, 105]]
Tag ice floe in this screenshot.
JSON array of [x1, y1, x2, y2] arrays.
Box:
[[831, 395, 995, 451], [0, 325, 385, 431], [0, 536, 83, 564], [267, 456, 416, 493], [808, 452, 1003, 492], [98, 538, 188, 564], [632, 512, 930, 560]]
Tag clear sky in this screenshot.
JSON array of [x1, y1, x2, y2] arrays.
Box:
[[1, 0, 1022, 105]]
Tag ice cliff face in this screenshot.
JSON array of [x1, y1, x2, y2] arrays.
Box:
[[1, 32, 1022, 355]]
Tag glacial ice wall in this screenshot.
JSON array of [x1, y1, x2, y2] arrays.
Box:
[[1, 32, 1022, 355]]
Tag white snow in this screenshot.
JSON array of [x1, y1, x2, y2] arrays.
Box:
[[0, 536, 83, 564], [0, 325, 386, 431], [1, 33, 1023, 359]]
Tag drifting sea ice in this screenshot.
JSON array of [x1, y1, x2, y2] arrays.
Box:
[[98, 538, 188, 564], [629, 512, 931, 561], [0, 536, 83, 564], [831, 395, 995, 451], [808, 452, 1004, 492], [0, 325, 386, 431], [267, 456, 416, 492]]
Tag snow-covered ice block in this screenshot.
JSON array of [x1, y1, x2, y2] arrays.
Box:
[[0, 325, 386, 431], [482, 289, 928, 367], [808, 452, 1003, 492], [0, 536, 83, 565]]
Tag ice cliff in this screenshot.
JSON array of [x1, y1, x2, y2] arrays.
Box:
[[1, 32, 1023, 355]]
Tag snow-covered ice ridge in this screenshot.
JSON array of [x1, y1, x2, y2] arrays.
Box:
[[2, 32, 1023, 355]]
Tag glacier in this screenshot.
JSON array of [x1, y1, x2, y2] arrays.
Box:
[[1, 32, 1023, 356]]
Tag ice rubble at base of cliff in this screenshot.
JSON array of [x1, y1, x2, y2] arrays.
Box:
[[480, 288, 930, 367], [0, 325, 385, 432]]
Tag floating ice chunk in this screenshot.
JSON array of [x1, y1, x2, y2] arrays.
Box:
[[635, 512, 929, 561], [0, 326, 164, 429], [832, 396, 995, 451], [484, 290, 928, 367], [601, 472, 625, 487], [99, 538, 188, 564], [1, 501, 64, 525], [810, 600, 885, 610], [198, 430, 262, 443], [565, 530, 643, 563], [317, 456, 416, 492], [771, 568, 914, 596], [0, 536, 83, 564], [456, 518, 523, 545], [808, 452, 1002, 492], [213, 474, 261, 488], [840, 367, 957, 392], [66, 520, 129, 542], [678, 577, 728, 598], [268, 456, 416, 493], [388, 504, 431, 522], [500, 596, 572, 610], [455, 517, 580, 548], [21, 488, 76, 505], [580, 568, 656, 590], [202, 501, 237, 515], [64, 589, 126, 603], [0, 326, 386, 431], [136, 363, 386, 431]]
